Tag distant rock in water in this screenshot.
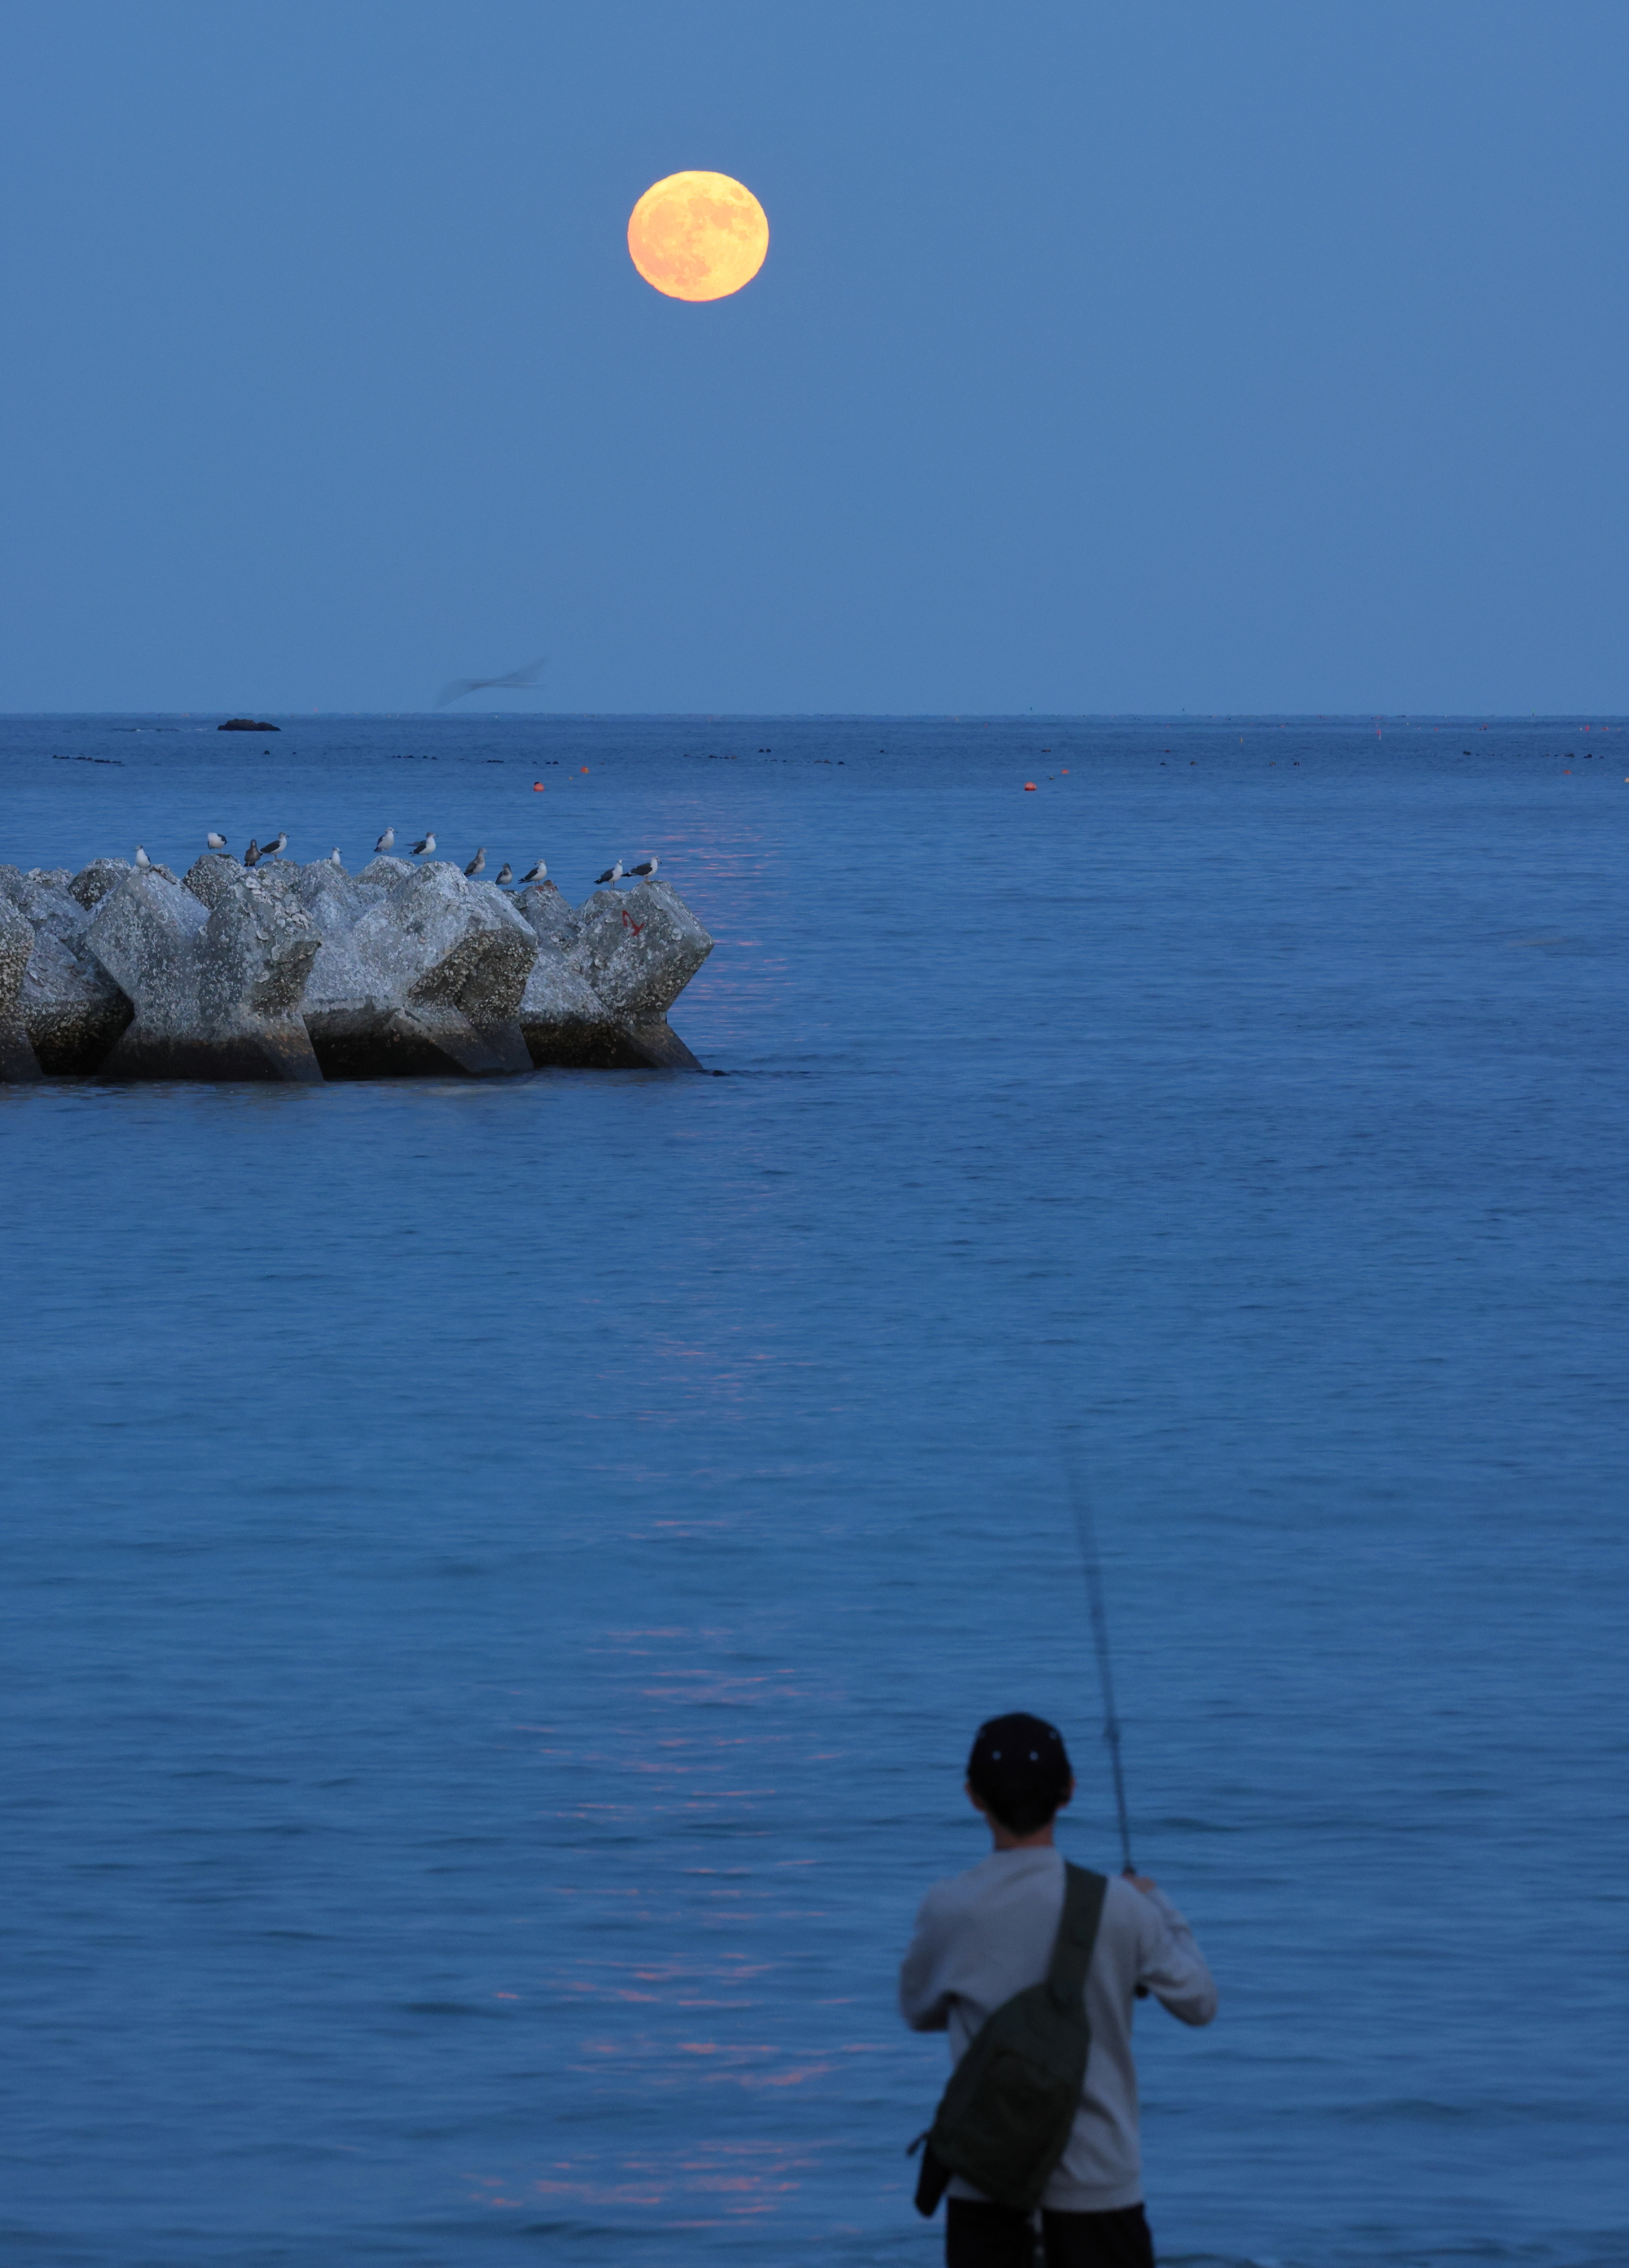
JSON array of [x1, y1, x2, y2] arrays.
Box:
[[217, 718, 280, 732]]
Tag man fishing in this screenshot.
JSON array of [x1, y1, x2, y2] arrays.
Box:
[[898, 1714, 1216, 2268]]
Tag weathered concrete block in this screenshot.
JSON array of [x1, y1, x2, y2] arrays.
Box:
[[567, 881, 714, 1020], [182, 852, 252, 911], [68, 858, 133, 910], [617, 1017, 707, 1072], [515, 935, 625, 1067], [88, 867, 323, 1081], [0, 865, 134, 1073], [3, 851, 716, 1081], [302, 862, 537, 1078], [0, 895, 45, 1080], [509, 880, 662, 1066], [353, 856, 415, 888], [538, 880, 714, 1069], [512, 880, 579, 948], [285, 858, 384, 930]]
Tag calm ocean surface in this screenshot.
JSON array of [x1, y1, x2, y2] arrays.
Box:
[[2, 715, 1625, 2268]]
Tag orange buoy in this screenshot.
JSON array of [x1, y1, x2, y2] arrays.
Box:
[[533, 782, 544, 791], [1024, 781, 1037, 791]]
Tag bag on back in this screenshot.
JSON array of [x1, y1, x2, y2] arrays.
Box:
[[911, 1862, 1107, 2218]]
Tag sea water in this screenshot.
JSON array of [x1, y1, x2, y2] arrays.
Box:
[[2, 715, 1625, 2268]]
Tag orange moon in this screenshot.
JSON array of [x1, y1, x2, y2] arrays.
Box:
[[627, 171, 769, 302]]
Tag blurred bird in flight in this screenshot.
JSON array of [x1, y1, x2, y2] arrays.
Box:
[[434, 656, 547, 708]]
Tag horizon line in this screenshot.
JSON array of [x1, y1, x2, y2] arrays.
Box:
[[2, 709, 1625, 725]]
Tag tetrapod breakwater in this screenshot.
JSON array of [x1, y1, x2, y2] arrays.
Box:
[[0, 853, 714, 1082]]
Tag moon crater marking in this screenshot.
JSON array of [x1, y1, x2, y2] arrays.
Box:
[[628, 171, 769, 302]]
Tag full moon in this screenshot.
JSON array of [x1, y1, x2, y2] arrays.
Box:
[[627, 171, 769, 302]]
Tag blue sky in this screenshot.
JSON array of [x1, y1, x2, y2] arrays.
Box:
[[1, 1, 1624, 713]]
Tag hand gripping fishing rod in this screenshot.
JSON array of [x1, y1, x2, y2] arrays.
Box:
[[1060, 1446, 1137, 1880]]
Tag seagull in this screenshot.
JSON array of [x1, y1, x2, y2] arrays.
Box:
[[260, 831, 288, 859], [433, 655, 547, 708], [519, 860, 547, 884], [134, 845, 153, 871], [328, 849, 343, 866], [628, 857, 660, 882], [244, 839, 260, 866], [412, 833, 437, 857], [206, 831, 228, 851], [595, 860, 624, 887], [463, 848, 486, 877], [374, 827, 396, 853], [494, 863, 512, 886]]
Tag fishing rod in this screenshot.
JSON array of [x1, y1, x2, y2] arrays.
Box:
[[1060, 1443, 1137, 1879]]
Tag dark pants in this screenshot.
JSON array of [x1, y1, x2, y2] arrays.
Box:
[[946, 2197, 1156, 2268]]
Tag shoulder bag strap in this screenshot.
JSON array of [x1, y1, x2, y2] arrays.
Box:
[[1047, 1863, 1108, 2013]]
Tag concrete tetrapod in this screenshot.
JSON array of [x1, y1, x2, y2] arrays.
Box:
[[559, 880, 714, 1069], [0, 894, 44, 1079], [68, 858, 136, 910], [505, 880, 713, 1068], [508, 881, 631, 1067], [87, 865, 323, 1081], [0, 853, 717, 1081], [0, 865, 134, 1073], [298, 860, 538, 1077]]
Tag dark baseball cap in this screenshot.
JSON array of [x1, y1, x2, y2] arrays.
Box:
[[966, 1713, 1073, 1832]]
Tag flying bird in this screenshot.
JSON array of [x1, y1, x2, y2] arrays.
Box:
[[260, 831, 288, 859], [244, 840, 260, 866], [595, 860, 624, 887], [519, 860, 547, 884], [433, 655, 547, 708], [412, 833, 437, 857], [375, 827, 396, 853], [134, 845, 153, 871], [494, 863, 512, 886], [206, 831, 228, 851], [463, 848, 486, 877], [628, 857, 659, 881]]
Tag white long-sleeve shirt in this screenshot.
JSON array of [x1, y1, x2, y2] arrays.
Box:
[[898, 1846, 1217, 2213]]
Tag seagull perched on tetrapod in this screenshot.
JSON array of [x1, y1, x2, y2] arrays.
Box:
[[494, 863, 512, 886], [519, 860, 547, 884], [628, 857, 659, 883], [260, 831, 288, 860], [463, 848, 486, 877], [244, 840, 260, 866], [134, 845, 153, 871], [595, 859, 624, 887], [375, 827, 395, 853], [328, 849, 343, 866], [412, 832, 437, 857], [206, 831, 228, 852]]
